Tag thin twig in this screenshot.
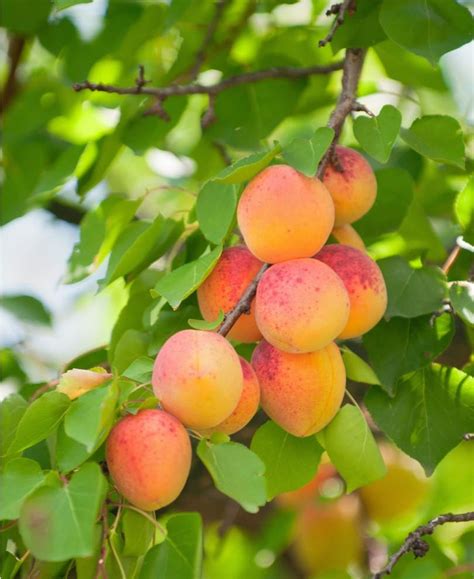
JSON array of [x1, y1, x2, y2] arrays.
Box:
[[73, 61, 344, 100], [0, 36, 26, 114], [319, 0, 356, 48], [373, 512, 474, 578], [95, 506, 110, 579], [189, 0, 230, 81], [442, 244, 461, 275], [218, 263, 270, 336]]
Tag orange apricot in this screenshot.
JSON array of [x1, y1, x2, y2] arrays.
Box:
[[252, 341, 346, 437], [237, 165, 334, 263], [255, 258, 350, 353], [106, 409, 191, 511], [152, 330, 242, 429], [315, 244, 387, 339], [322, 146, 377, 226], [292, 496, 363, 575], [198, 357, 260, 436], [197, 246, 263, 343], [331, 224, 366, 251]]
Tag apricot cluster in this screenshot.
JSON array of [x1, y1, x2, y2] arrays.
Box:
[[106, 148, 387, 512]]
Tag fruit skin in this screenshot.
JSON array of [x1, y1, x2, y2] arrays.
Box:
[[56, 368, 112, 400], [198, 357, 260, 436], [197, 246, 263, 343], [252, 341, 346, 437], [292, 496, 363, 575], [152, 330, 243, 429], [322, 146, 377, 226], [359, 444, 428, 523], [255, 258, 350, 353], [237, 164, 334, 263], [315, 244, 387, 339], [331, 224, 366, 251], [106, 409, 191, 511]]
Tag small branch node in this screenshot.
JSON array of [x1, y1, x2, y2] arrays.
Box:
[[201, 93, 217, 128], [135, 64, 150, 92], [352, 101, 375, 116], [319, 0, 356, 47], [144, 97, 170, 121]]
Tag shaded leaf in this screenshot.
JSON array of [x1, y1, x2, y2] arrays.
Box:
[[0, 295, 52, 326], [353, 105, 401, 163], [0, 394, 28, 458], [450, 282, 474, 326], [282, 127, 334, 176], [0, 458, 45, 520]]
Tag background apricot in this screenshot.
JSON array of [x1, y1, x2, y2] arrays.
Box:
[[322, 146, 377, 226], [237, 164, 334, 263], [152, 330, 242, 429], [198, 357, 260, 436], [106, 409, 191, 511], [277, 462, 338, 509], [252, 341, 346, 436], [331, 224, 366, 251], [292, 496, 363, 575], [255, 258, 350, 353], [197, 246, 263, 343]]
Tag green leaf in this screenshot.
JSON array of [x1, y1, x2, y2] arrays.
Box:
[[450, 282, 474, 326], [8, 392, 70, 455], [0, 394, 28, 458], [354, 168, 414, 240], [340, 348, 380, 385], [122, 509, 155, 558], [282, 127, 334, 176], [122, 356, 155, 383], [401, 115, 465, 169], [353, 105, 401, 163], [0, 295, 52, 326], [103, 216, 183, 286], [250, 421, 323, 500], [196, 182, 237, 245], [65, 195, 141, 284], [213, 146, 281, 184], [188, 310, 224, 331], [56, 426, 93, 473], [112, 329, 150, 375], [53, 0, 93, 9], [0, 0, 51, 34], [378, 256, 448, 318], [0, 458, 45, 520], [140, 513, 202, 579], [455, 177, 474, 244], [155, 245, 223, 310], [32, 145, 86, 201], [318, 405, 386, 492], [365, 364, 474, 474], [64, 382, 118, 452], [331, 0, 386, 52], [379, 0, 473, 65], [197, 440, 266, 513], [19, 462, 107, 561], [363, 314, 454, 395]]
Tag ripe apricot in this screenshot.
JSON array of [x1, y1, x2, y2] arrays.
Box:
[[152, 330, 243, 429], [106, 409, 191, 511], [198, 357, 260, 436], [292, 496, 363, 574], [197, 246, 263, 343], [315, 244, 387, 339], [255, 258, 350, 353], [322, 146, 376, 226], [237, 165, 334, 263], [252, 341, 346, 437], [331, 224, 366, 251], [359, 444, 428, 523], [57, 368, 112, 400]]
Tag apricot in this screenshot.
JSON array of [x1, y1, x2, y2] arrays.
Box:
[[106, 409, 191, 511], [331, 224, 366, 251], [277, 462, 338, 509], [152, 330, 242, 429], [255, 258, 350, 353], [292, 496, 363, 575], [56, 368, 112, 400], [252, 341, 345, 437], [315, 244, 387, 339], [198, 357, 260, 436], [237, 165, 334, 263], [322, 146, 377, 226], [359, 444, 428, 523], [197, 246, 263, 343]]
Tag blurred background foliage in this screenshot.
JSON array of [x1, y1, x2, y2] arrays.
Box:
[[1, 0, 473, 578]]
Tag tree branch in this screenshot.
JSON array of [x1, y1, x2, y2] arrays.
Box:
[[0, 36, 26, 115], [373, 512, 474, 578], [319, 0, 357, 48], [46, 200, 86, 225]]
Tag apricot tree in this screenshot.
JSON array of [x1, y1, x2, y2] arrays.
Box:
[[1, 1, 473, 578]]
